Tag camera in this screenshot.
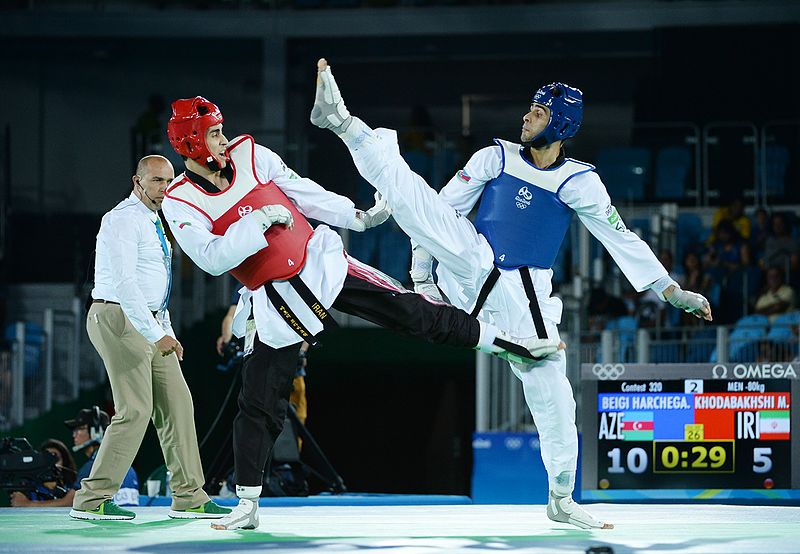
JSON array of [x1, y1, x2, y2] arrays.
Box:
[[0, 437, 64, 500], [217, 338, 244, 372]]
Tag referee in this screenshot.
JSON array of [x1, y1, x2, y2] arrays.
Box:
[[70, 155, 229, 521]]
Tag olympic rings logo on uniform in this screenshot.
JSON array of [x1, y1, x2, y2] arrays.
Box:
[[592, 363, 625, 380], [238, 205, 253, 218], [514, 186, 532, 210]]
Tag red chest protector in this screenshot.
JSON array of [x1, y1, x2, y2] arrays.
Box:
[[165, 135, 313, 289]]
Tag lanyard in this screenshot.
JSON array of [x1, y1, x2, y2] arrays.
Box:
[[153, 218, 172, 316]]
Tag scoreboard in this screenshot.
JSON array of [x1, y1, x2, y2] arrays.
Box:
[[581, 363, 799, 502]]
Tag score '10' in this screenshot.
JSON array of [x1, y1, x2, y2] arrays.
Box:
[[607, 447, 647, 474]]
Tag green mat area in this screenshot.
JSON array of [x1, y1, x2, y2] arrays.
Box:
[[3, 504, 800, 553]]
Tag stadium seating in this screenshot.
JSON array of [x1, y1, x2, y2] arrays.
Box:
[[654, 146, 692, 200], [595, 147, 651, 202], [709, 314, 769, 363], [675, 212, 707, 260], [604, 315, 638, 362], [763, 144, 790, 198], [685, 328, 716, 363], [767, 311, 800, 358]]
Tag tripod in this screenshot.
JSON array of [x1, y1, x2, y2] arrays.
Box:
[[201, 363, 346, 496]]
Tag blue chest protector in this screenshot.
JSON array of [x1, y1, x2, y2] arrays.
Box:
[[474, 139, 595, 270]]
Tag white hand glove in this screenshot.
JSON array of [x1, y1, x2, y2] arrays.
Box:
[[414, 278, 445, 303], [310, 59, 352, 130], [350, 192, 392, 232], [666, 286, 712, 320], [409, 245, 445, 302], [252, 205, 294, 232]]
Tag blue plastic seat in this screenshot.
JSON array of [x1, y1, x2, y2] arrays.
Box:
[[767, 311, 800, 358], [735, 314, 770, 331], [763, 144, 790, 198], [605, 316, 638, 362], [709, 317, 770, 362], [595, 147, 651, 202], [676, 213, 707, 260], [728, 326, 766, 362], [687, 328, 716, 363], [772, 311, 800, 327], [654, 146, 691, 200]]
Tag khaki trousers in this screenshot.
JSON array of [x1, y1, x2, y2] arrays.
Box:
[[73, 303, 209, 511]]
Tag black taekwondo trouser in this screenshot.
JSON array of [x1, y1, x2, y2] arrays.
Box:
[[232, 270, 480, 487]]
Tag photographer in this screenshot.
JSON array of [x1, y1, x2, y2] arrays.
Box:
[[9, 439, 77, 507], [66, 407, 140, 507]]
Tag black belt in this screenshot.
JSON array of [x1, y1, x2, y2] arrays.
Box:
[[470, 266, 548, 339], [263, 276, 338, 347], [92, 299, 158, 317]]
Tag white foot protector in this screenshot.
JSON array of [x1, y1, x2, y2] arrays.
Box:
[[310, 58, 352, 133], [483, 328, 565, 365], [546, 492, 614, 530], [210, 497, 259, 530]]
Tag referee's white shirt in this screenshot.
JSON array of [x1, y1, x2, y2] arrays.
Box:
[[92, 193, 174, 343]]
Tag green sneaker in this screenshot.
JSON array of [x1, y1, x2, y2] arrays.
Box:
[[168, 500, 232, 519], [69, 500, 135, 520]]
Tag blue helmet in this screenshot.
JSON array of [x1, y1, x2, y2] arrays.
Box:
[[527, 82, 583, 147]]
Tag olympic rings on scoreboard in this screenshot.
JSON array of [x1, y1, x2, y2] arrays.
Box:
[[592, 363, 626, 380]]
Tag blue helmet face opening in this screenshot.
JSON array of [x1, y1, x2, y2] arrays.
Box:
[[528, 82, 583, 147]]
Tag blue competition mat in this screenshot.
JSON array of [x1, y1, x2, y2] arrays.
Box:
[[141, 493, 473, 507]]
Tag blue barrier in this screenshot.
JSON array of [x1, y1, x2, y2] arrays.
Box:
[[471, 432, 582, 504]]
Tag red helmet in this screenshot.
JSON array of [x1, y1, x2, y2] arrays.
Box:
[[167, 96, 224, 168]]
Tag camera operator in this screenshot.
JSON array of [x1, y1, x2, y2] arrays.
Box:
[[9, 439, 77, 507], [66, 407, 140, 507]]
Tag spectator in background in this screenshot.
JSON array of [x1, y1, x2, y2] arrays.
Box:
[[762, 212, 800, 280], [66, 408, 140, 507], [9, 439, 77, 507], [681, 251, 713, 297], [750, 206, 771, 260], [754, 266, 796, 322], [707, 198, 751, 245], [704, 219, 748, 279], [587, 286, 630, 332]]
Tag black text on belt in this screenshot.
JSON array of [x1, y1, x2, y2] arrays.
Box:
[[262, 276, 338, 347]]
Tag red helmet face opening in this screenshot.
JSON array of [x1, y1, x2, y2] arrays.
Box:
[[167, 96, 224, 168]]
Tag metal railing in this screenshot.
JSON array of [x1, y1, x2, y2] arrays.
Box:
[[3, 298, 87, 429]]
